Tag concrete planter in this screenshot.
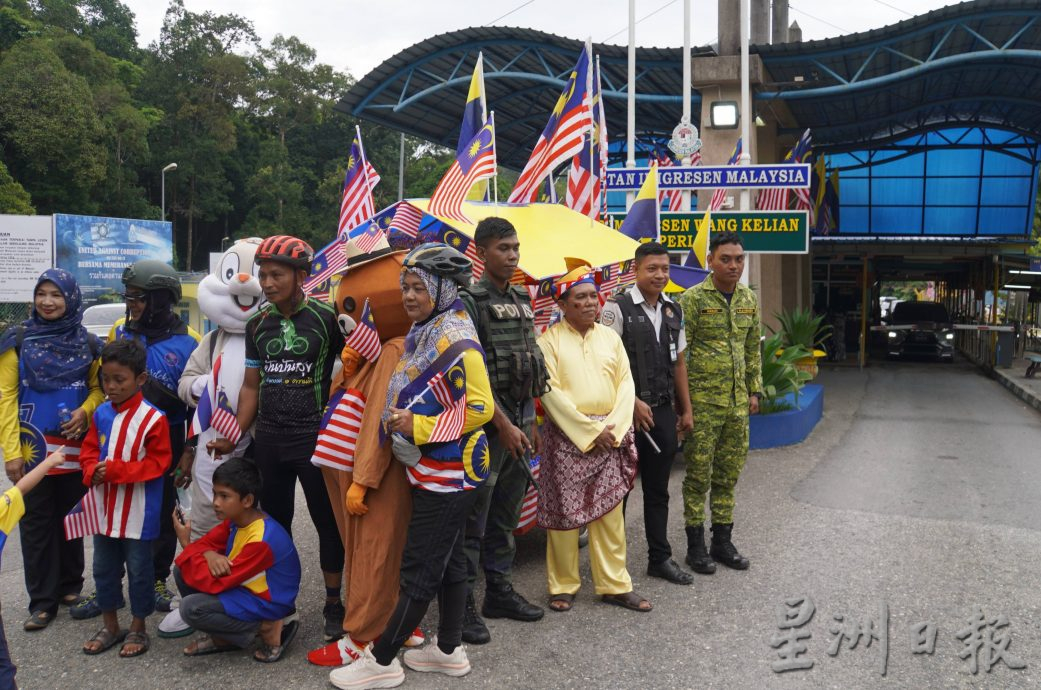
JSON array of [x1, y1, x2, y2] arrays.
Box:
[[750, 384, 824, 450]]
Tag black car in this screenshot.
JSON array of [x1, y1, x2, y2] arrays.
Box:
[[885, 301, 954, 362]]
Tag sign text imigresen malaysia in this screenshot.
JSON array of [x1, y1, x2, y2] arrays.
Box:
[[605, 164, 811, 191], [607, 211, 809, 254]]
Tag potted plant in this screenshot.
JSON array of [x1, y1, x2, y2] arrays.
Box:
[[772, 307, 832, 378], [759, 333, 813, 413]]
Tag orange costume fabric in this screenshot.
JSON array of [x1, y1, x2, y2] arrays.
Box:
[[321, 249, 413, 643]]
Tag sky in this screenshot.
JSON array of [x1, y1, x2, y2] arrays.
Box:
[[121, 0, 958, 79]]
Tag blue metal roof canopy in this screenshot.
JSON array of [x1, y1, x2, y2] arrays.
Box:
[[336, 26, 712, 170]]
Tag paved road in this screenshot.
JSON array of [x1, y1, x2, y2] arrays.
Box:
[[4, 357, 1041, 689]]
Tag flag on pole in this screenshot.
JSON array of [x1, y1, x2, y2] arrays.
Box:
[[426, 363, 468, 444], [565, 57, 607, 219], [310, 387, 366, 472], [758, 129, 811, 211], [429, 117, 496, 224], [618, 165, 659, 240], [344, 298, 382, 363], [63, 488, 101, 540], [458, 53, 490, 202], [339, 129, 380, 237], [508, 43, 592, 203], [188, 355, 240, 444], [654, 151, 689, 212], [349, 220, 386, 254], [709, 139, 742, 211], [211, 390, 242, 445]]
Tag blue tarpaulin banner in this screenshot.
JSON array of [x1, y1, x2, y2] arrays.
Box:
[[54, 214, 173, 303]]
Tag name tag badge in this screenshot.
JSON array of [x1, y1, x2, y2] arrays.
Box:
[[670, 341, 678, 363]]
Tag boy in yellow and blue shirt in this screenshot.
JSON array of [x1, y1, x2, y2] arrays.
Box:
[[1, 448, 67, 688]]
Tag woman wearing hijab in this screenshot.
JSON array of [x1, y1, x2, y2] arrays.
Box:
[[329, 244, 494, 690], [0, 268, 104, 630], [69, 260, 200, 620]]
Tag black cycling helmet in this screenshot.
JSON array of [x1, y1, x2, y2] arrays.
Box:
[[121, 260, 182, 301], [402, 243, 472, 287], [255, 235, 314, 272]]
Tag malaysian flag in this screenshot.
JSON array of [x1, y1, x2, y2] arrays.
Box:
[[303, 238, 344, 294], [710, 139, 742, 211], [350, 220, 386, 254], [655, 151, 685, 212], [565, 57, 607, 219], [344, 298, 382, 362], [758, 129, 810, 211], [311, 388, 366, 472], [508, 43, 592, 203], [64, 489, 101, 540], [339, 127, 380, 237], [389, 202, 424, 238], [188, 355, 240, 443], [428, 118, 496, 224], [426, 362, 467, 443], [515, 454, 540, 534]]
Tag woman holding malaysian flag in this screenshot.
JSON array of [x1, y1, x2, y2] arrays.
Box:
[[329, 243, 494, 690]]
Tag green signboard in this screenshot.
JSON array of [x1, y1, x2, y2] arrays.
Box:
[[607, 211, 809, 254]]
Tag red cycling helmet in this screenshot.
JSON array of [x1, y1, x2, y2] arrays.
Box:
[[255, 235, 314, 272]]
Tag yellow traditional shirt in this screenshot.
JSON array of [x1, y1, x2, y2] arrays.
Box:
[[537, 319, 635, 453]]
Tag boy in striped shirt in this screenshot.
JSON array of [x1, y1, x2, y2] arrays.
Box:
[[80, 340, 172, 658]]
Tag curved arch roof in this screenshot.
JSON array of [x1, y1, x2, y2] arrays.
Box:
[[337, 0, 1041, 168]]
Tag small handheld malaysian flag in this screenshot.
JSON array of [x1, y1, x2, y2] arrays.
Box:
[[64, 489, 101, 540], [426, 362, 468, 444], [311, 388, 366, 472], [344, 298, 382, 363]]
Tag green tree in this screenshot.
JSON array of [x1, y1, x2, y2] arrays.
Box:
[[0, 37, 105, 212], [0, 158, 34, 213]]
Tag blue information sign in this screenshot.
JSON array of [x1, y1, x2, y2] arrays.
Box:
[[54, 214, 173, 303], [605, 164, 811, 191]]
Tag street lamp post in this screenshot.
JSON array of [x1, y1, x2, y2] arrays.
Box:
[[161, 162, 178, 222]]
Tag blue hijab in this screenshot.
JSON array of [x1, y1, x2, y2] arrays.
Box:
[[0, 268, 98, 392]]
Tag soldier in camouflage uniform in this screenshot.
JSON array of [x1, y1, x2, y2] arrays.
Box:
[[458, 217, 549, 645], [678, 231, 762, 574]]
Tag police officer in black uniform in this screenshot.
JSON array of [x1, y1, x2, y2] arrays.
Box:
[[601, 241, 695, 585], [459, 217, 549, 644]]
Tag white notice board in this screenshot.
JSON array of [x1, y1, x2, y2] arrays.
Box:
[[0, 215, 54, 302]]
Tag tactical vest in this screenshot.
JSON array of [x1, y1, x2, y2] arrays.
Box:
[[616, 291, 681, 407], [463, 282, 549, 423]]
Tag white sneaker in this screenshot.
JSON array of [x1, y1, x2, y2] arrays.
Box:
[[402, 636, 471, 677], [157, 608, 193, 638], [329, 646, 404, 689]]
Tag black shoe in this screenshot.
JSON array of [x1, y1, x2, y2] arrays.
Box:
[[684, 525, 717, 575], [710, 523, 750, 570], [322, 600, 346, 642], [482, 584, 545, 622], [461, 592, 490, 645], [647, 558, 694, 585]]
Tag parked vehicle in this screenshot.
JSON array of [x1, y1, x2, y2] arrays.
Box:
[[885, 301, 954, 362], [81, 303, 125, 342]]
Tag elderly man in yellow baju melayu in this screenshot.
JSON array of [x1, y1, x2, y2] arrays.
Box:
[[535, 263, 651, 613]]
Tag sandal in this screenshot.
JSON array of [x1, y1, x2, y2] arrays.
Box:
[[601, 591, 653, 613], [548, 593, 575, 612], [254, 619, 298, 663], [119, 631, 150, 658], [184, 636, 238, 657], [83, 627, 128, 655], [24, 610, 54, 631]]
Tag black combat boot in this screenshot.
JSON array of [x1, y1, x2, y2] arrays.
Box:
[[482, 582, 544, 622], [709, 523, 750, 570], [461, 591, 491, 645], [684, 525, 716, 575]]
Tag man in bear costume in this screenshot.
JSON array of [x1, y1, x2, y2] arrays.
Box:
[[307, 235, 418, 666]]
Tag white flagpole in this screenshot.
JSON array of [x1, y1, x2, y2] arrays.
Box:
[[491, 110, 499, 215], [739, 0, 752, 211], [626, 0, 636, 211], [681, 0, 692, 212], [588, 51, 598, 225]]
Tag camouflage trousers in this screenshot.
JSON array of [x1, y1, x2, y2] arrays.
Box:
[[682, 402, 749, 527], [463, 429, 532, 592]]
